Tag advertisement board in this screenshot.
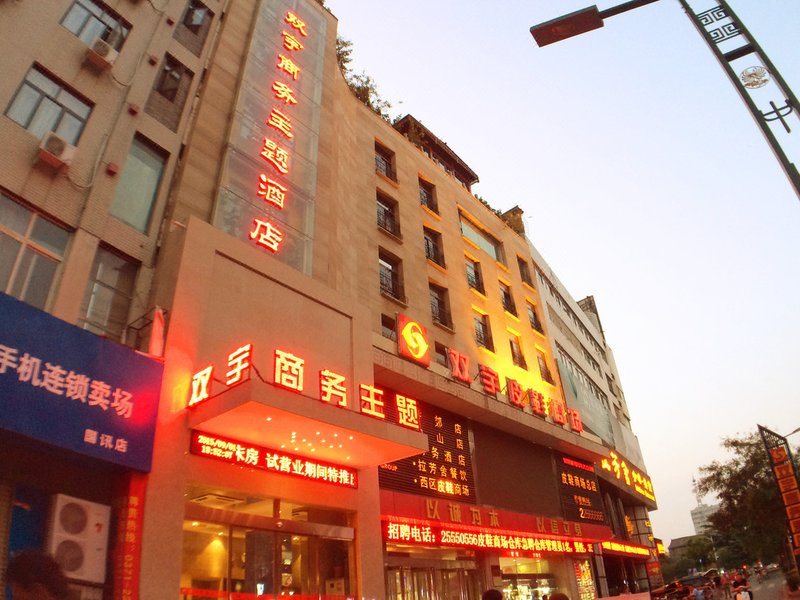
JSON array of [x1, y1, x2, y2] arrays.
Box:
[[0, 293, 163, 471]]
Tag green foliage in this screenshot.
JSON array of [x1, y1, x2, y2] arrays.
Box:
[[660, 554, 695, 581], [336, 36, 392, 121], [696, 431, 788, 567]]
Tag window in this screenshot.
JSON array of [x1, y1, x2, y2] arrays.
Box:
[[500, 282, 517, 316], [156, 55, 186, 101], [429, 283, 452, 329], [423, 227, 445, 268], [434, 342, 448, 367], [473, 312, 493, 351], [374, 141, 396, 181], [5, 66, 92, 144], [419, 178, 438, 213], [376, 192, 400, 237], [381, 314, 397, 341], [183, 0, 210, 32], [79, 246, 137, 341], [459, 214, 504, 264], [465, 258, 484, 294], [61, 0, 130, 50], [517, 256, 533, 286], [527, 302, 544, 333], [176, 0, 213, 56], [110, 136, 167, 232], [379, 249, 405, 303], [509, 334, 526, 369], [0, 193, 70, 310], [537, 350, 554, 384]]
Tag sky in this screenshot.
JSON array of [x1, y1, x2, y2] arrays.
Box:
[[324, 0, 800, 545]]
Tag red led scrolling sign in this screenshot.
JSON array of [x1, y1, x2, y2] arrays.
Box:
[[250, 10, 310, 254], [384, 519, 596, 555], [187, 341, 422, 431], [190, 430, 358, 488]]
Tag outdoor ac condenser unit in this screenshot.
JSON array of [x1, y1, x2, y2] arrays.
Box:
[[38, 132, 77, 169], [46, 494, 111, 584], [85, 37, 118, 70]]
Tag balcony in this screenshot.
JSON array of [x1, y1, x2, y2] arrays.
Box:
[[377, 208, 401, 237], [424, 237, 446, 268], [379, 270, 406, 304], [466, 271, 484, 295]]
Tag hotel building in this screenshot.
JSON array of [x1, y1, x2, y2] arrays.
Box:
[[0, 1, 660, 600]]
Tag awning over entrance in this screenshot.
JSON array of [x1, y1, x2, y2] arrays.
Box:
[[186, 379, 429, 469]]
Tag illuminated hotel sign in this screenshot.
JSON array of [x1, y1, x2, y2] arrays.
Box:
[[599, 450, 656, 503], [380, 401, 475, 501], [187, 341, 422, 430], [190, 430, 357, 488], [214, 0, 326, 272], [397, 315, 430, 367], [446, 346, 583, 434], [557, 455, 606, 524]]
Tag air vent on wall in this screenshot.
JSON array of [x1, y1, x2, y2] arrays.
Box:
[[191, 493, 245, 509]]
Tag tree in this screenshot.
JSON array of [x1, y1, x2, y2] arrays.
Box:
[[696, 431, 788, 567], [335, 36, 393, 120]]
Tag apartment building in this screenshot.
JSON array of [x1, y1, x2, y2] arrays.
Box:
[[0, 1, 659, 599]]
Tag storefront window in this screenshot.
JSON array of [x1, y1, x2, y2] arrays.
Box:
[[180, 487, 354, 600], [498, 557, 560, 600]]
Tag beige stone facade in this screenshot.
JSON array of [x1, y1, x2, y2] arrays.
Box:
[[0, 1, 659, 600]]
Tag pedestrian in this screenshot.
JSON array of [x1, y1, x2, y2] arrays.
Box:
[[550, 593, 570, 600], [6, 549, 74, 600], [720, 573, 732, 599], [483, 590, 504, 600]]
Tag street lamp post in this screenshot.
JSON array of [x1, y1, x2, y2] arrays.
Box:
[[530, 0, 800, 202]]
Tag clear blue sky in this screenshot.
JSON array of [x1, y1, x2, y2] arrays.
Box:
[[326, 0, 800, 545]]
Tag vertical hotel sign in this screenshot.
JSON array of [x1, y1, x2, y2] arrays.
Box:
[[214, 0, 326, 273], [759, 425, 800, 557]]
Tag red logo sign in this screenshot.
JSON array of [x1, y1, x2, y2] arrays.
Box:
[[398, 315, 430, 367]]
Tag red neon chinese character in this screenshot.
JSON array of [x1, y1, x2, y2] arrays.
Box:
[[268, 107, 294, 139], [249, 218, 284, 252], [319, 369, 347, 407], [568, 408, 583, 433], [281, 30, 304, 51], [285, 11, 308, 36], [359, 384, 385, 419], [260, 138, 290, 174], [448, 349, 470, 383], [257, 174, 287, 208], [530, 390, 546, 416], [226, 343, 252, 385], [189, 365, 213, 406], [479, 364, 500, 396], [277, 54, 301, 80], [552, 396, 567, 424], [272, 81, 298, 105], [274, 349, 304, 392], [507, 379, 527, 408], [396, 395, 420, 430]]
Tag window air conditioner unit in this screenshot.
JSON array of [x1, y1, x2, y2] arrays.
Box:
[[47, 494, 111, 584], [85, 37, 118, 70], [38, 132, 77, 169]]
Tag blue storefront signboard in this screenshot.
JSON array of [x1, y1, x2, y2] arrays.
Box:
[[0, 293, 163, 471]]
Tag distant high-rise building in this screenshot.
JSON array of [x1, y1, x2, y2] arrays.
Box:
[[691, 503, 719, 535]]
